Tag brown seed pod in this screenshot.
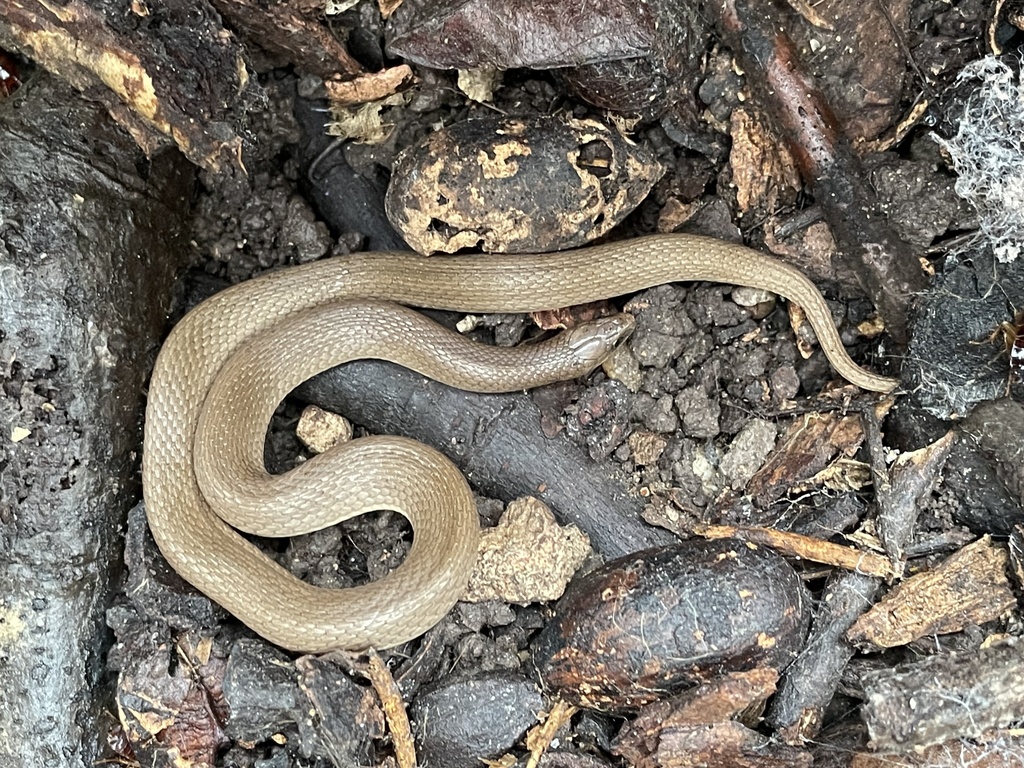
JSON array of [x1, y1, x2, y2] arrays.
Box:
[[532, 539, 811, 710], [385, 114, 663, 255]]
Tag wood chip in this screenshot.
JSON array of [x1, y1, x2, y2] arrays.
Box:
[[876, 430, 956, 570], [782, 0, 835, 29], [365, 650, 416, 768], [694, 523, 895, 578], [848, 536, 1016, 649], [614, 670, 812, 768], [324, 65, 414, 107], [745, 411, 866, 507], [728, 108, 800, 220], [524, 698, 577, 768], [860, 640, 1024, 750]]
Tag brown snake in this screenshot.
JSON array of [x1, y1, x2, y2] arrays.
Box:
[[142, 234, 897, 652]]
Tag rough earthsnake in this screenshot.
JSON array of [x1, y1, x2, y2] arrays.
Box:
[[142, 234, 898, 652]]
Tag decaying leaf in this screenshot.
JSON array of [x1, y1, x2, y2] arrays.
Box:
[[386, 0, 657, 70], [385, 0, 706, 113]]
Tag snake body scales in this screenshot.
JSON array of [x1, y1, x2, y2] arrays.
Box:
[[143, 234, 897, 652]]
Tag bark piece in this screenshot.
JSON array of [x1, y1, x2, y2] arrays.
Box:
[[295, 655, 383, 766], [766, 571, 883, 741], [386, 0, 706, 114], [861, 641, 1024, 751], [614, 669, 814, 768], [745, 410, 867, 508], [532, 540, 811, 710], [222, 639, 302, 745], [765, 406, 936, 742], [364, 649, 416, 768], [904, 246, 1024, 420], [224, 641, 385, 763], [694, 524, 894, 578], [729, 108, 801, 221], [0, 0, 255, 171], [325, 64, 413, 105], [121, 502, 221, 632], [848, 536, 1016, 649], [558, 0, 708, 114], [849, 734, 1024, 766], [0, 72, 193, 768], [210, 0, 364, 78], [525, 698, 577, 767], [875, 430, 957, 568], [618, 719, 813, 768], [297, 361, 675, 561], [787, 0, 912, 142]]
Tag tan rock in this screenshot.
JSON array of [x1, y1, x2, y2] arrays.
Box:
[[465, 497, 591, 604]]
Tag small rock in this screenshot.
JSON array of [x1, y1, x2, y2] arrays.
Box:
[[465, 497, 591, 604], [602, 343, 643, 391], [296, 405, 353, 454], [635, 392, 679, 434], [456, 601, 517, 633], [731, 285, 775, 311], [222, 639, 301, 745], [411, 671, 544, 768], [627, 286, 694, 369], [675, 386, 720, 438], [628, 430, 668, 466], [720, 419, 777, 489], [770, 366, 801, 401]]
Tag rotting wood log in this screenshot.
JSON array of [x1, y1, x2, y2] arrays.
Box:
[[0, 0, 255, 171], [0, 72, 194, 768]]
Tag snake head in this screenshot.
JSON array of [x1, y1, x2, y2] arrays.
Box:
[[565, 313, 636, 369]]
